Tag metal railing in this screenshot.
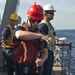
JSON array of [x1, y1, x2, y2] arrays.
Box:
[[55, 39, 75, 75]]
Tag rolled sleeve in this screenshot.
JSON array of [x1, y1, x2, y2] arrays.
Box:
[[38, 23, 48, 35]]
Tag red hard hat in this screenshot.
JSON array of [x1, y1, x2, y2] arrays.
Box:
[[27, 4, 43, 20]]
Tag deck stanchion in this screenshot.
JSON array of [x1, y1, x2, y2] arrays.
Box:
[[55, 42, 72, 75]]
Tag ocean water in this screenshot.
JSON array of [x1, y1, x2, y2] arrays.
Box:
[[56, 29, 75, 45], [55, 29, 75, 75]]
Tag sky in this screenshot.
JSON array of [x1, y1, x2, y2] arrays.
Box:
[[0, 0, 75, 30]]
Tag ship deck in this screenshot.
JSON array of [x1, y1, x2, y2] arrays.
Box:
[[52, 61, 66, 75], [0, 61, 66, 75]]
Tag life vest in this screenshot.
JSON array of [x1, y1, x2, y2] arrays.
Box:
[[1, 24, 14, 48], [40, 20, 55, 50], [13, 25, 43, 67]]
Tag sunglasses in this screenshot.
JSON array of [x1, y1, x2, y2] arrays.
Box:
[[45, 11, 54, 15], [47, 12, 54, 15], [31, 19, 41, 23]]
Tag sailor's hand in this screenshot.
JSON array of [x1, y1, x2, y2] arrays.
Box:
[[41, 35, 49, 40], [46, 37, 53, 44], [41, 35, 53, 43], [35, 58, 43, 67]]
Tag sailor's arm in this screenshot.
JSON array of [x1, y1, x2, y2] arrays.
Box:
[[35, 48, 48, 67], [15, 30, 48, 40]]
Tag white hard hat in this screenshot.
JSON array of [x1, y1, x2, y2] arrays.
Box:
[[43, 4, 56, 12]]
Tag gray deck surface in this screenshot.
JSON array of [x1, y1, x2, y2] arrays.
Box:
[[52, 61, 66, 75], [0, 61, 66, 75]]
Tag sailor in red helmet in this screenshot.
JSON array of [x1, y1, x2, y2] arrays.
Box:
[[13, 3, 52, 75]]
